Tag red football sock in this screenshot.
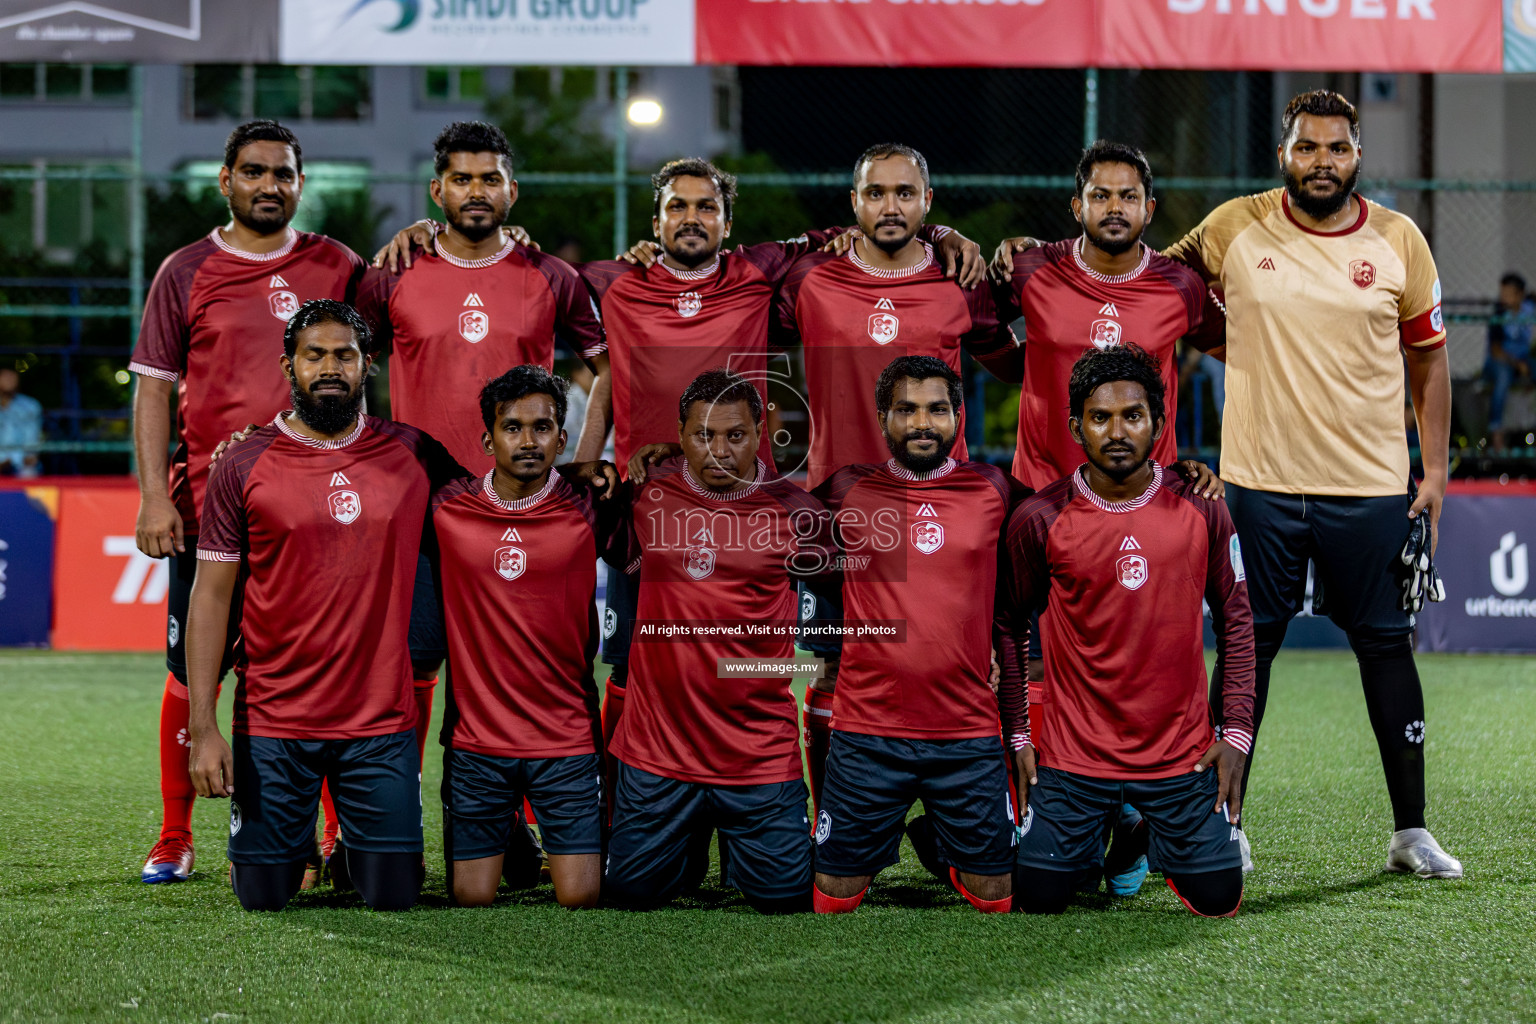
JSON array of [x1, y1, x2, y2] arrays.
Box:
[[412, 676, 437, 769], [802, 688, 835, 808], [158, 673, 195, 839], [813, 883, 867, 914], [320, 780, 339, 847], [950, 867, 1012, 913]]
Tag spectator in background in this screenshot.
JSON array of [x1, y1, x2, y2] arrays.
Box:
[[1484, 271, 1533, 450], [0, 368, 43, 478]]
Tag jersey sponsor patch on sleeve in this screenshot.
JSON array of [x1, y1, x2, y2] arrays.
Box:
[[1230, 534, 1246, 582]]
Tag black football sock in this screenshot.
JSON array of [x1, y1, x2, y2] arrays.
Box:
[[1012, 866, 1095, 915], [231, 860, 307, 912], [1166, 868, 1243, 917], [346, 849, 422, 912], [1349, 631, 1427, 832]]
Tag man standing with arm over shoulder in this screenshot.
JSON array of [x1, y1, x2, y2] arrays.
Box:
[[1160, 90, 1459, 877], [129, 121, 365, 884]]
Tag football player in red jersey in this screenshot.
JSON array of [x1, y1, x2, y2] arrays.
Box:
[[604, 369, 836, 914], [998, 344, 1255, 917], [808, 356, 1025, 914], [186, 300, 464, 912], [130, 121, 366, 884], [430, 365, 626, 909], [355, 123, 607, 857]]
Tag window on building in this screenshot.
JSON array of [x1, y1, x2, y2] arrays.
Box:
[[423, 67, 486, 104], [0, 64, 130, 103], [185, 66, 371, 121], [178, 160, 370, 236], [0, 161, 128, 261]]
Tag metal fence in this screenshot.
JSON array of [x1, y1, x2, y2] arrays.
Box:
[[2, 65, 1533, 475]]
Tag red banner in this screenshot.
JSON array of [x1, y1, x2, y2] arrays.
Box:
[[699, 0, 1502, 72], [52, 482, 166, 652], [697, 0, 1096, 68]]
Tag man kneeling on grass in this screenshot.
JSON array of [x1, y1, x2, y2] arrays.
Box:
[[998, 344, 1256, 917]]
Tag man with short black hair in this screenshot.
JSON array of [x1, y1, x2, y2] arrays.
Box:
[[1161, 90, 1460, 877], [130, 119, 366, 884], [185, 299, 463, 912], [1000, 344, 1254, 917], [603, 368, 835, 914], [430, 364, 625, 909], [809, 355, 1024, 914]]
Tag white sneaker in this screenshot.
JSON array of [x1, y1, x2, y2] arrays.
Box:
[[1385, 828, 1463, 879], [1237, 828, 1254, 873]]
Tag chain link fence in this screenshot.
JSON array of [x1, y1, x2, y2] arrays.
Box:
[[2, 66, 1532, 475]]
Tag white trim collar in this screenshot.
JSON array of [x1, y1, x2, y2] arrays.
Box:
[[1071, 236, 1151, 285], [482, 469, 559, 512], [848, 240, 934, 279], [658, 254, 721, 281], [886, 457, 956, 482], [682, 458, 766, 502], [274, 411, 365, 450], [210, 226, 297, 262], [1074, 460, 1163, 513], [433, 233, 515, 269]]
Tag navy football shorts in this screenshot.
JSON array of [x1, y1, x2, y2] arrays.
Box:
[[814, 731, 1017, 878], [1225, 483, 1414, 637], [605, 761, 812, 906], [228, 730, 422, 864], [166, 548, 241, 685], [408, 551, 447, 666], [600, 561, 638, 682], [443, 748, 603, 860], [1016, 765, 1241, 876]]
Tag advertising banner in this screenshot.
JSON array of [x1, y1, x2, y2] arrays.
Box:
[[1417, 494, 1536, 653], [0, 488, 55, 647], [1508, 0, 1536, 71], [0, 0, 277, 61], [697, 0, 1095, 68], [280, 0, 695, 66], [1100, 0, 1503, 73], [52, 483, 166, 652]]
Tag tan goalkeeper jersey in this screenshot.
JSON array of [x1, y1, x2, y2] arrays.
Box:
[[1163, 188, 1445, 497]]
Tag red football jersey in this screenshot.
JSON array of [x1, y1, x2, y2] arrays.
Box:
[[610, 457, 836, 786], [998, 463, 1256, 779], [356, 237, 605, 473], [130, 229, 365, 535], [197, 413, 461, 740], [999, 239, 1220, 490], [777, 243, 1018, 489], [581, 231, 838, 475], [430, 471, 625, 759], [815, 458, 1021, 740]]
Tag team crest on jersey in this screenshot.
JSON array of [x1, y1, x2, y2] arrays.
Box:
[[815, 809, 832, 845], [459, 310, 489, 344], [684, 528, 717, 580], [868, 311, 900, 345], [269, 290, 300, 322], [1349, 260, 1376, 289], [328, 489, 361, 525], [911, 520, 944, 555], [230, 801, 242, 837], [1090, 318, 1122, 351], [675, 291, 702, 319], [1117, 553, 1148, 591], [494, 545, 527, 581]]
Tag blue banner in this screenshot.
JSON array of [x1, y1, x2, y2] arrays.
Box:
[[0, 489, 54, 646], [1418, 494, 1536, 654]]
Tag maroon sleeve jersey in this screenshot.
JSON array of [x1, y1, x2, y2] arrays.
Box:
[[1002, 462, 1256, 779], [816, 458, 1014, 740], [1001, 239, 1210, 490], [610, 457, 835, 786], [578, 232, 835, 476], [362, 239, 605, 474], [130, 230, 365, 535], [430, 471, 625, 759], [777, 243, 1018, 489], [196, 413, 442, 740]]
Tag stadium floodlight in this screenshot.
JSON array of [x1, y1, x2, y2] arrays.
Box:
[[626, 98, 663, 126]]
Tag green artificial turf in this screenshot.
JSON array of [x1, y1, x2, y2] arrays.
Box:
[[0, 651, 1531, 1023]]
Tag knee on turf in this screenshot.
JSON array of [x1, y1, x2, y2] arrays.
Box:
[[231, 861, 305, 912], [1166, 868, 1243, 918], [553, 880, 601, 910], [1012, 866, 1092, 915], [747, 890, 812, 915], [347, 850, 421, 912]]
